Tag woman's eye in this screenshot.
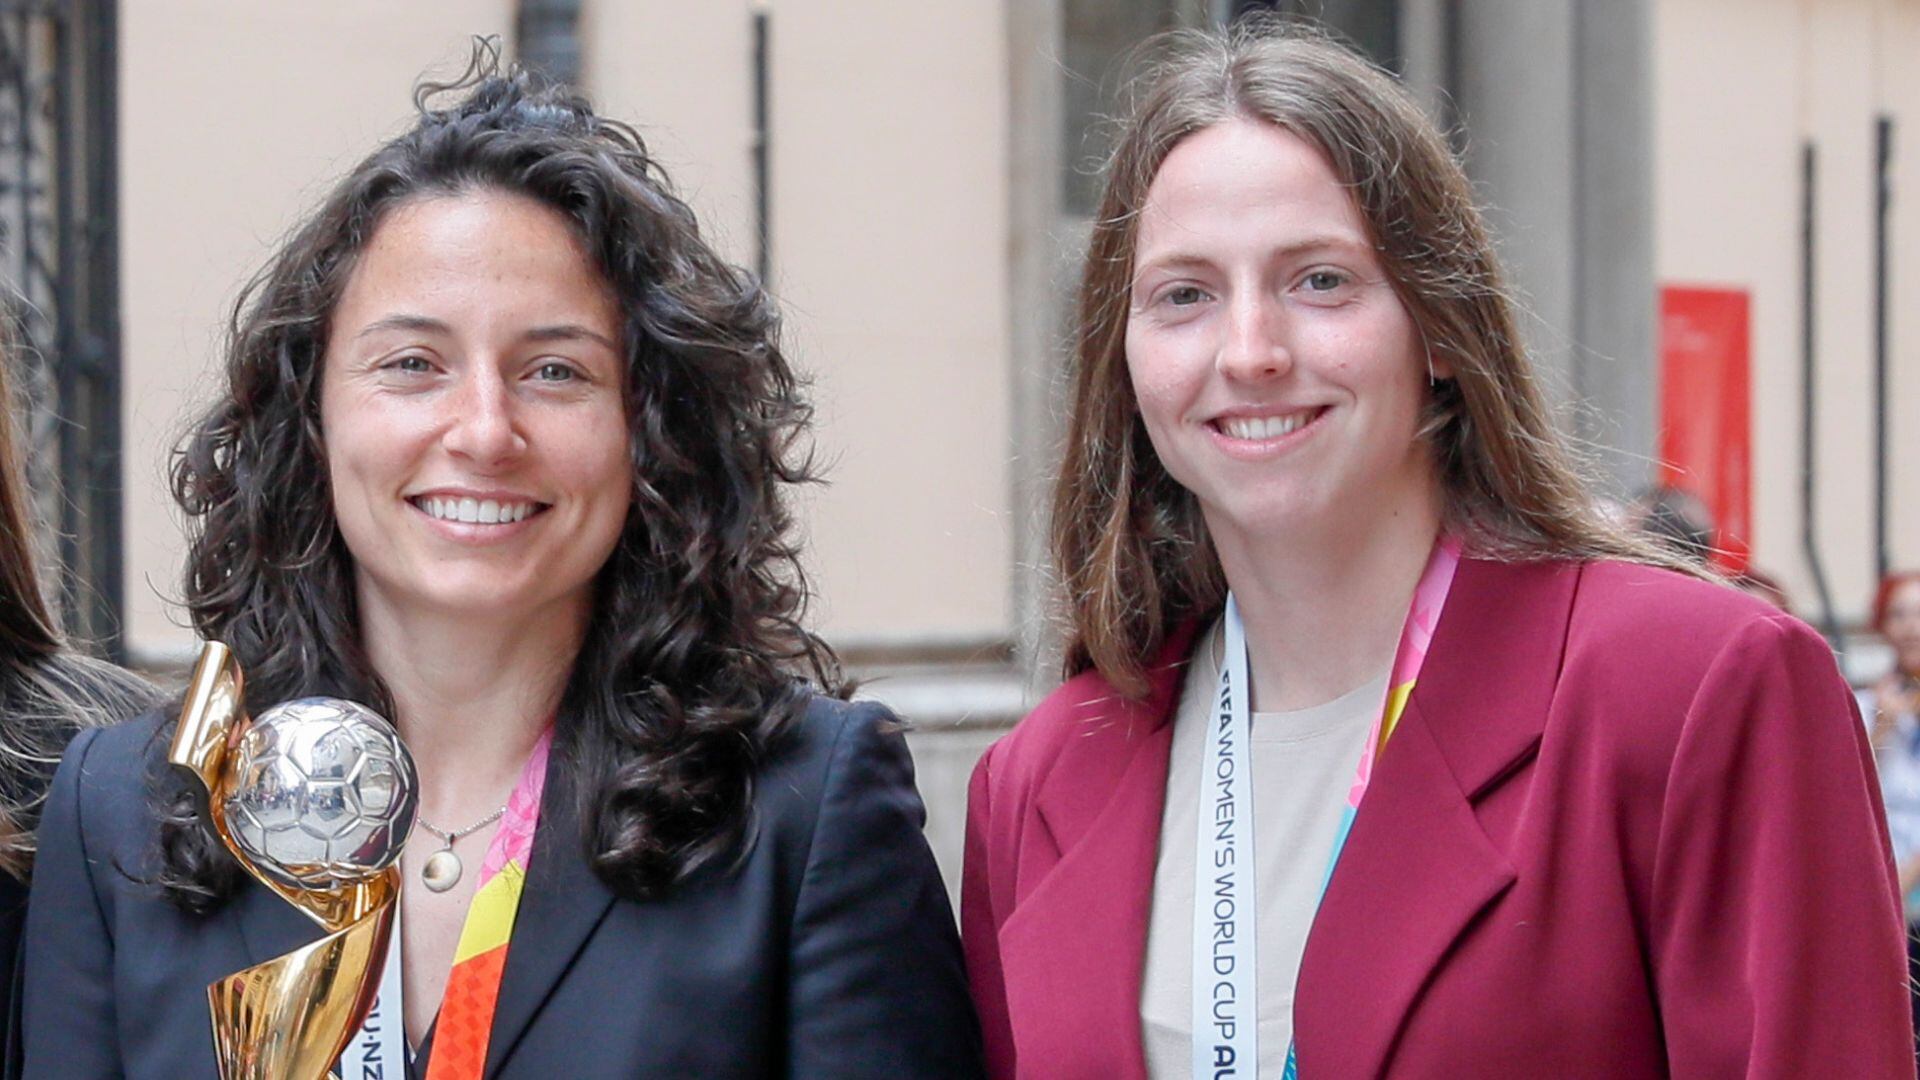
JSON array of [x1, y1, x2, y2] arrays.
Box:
[[1163, 285, 1208, 307], [532, 361, 579, 383], [1302, 270, 1350, 293], [385, 354, 434, 374]]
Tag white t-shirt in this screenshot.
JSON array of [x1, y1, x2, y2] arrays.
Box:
[[1140, 618, 1390, 1078]]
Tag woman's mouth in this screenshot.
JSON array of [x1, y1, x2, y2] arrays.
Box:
[[408, 495, 549, 525], [1212, 407, 1326, 441]]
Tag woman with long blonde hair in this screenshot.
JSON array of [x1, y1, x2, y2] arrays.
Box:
[[962, 22, 1909, 1078]]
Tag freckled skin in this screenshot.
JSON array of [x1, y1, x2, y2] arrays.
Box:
[[1124, 119, 1436, 552], [318, 190, 632, 628]]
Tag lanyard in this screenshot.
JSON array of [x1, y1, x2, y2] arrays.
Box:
[[1190, 538, 1460, 1080], [1191, 593, 1259, 1077], [340, 727, 554, 1080]]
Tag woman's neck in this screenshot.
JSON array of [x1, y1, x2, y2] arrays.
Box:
[[356, 590, 585, 824], [1208, 485, 1444, 713]]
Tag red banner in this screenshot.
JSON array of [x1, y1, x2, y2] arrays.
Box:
[[1657, 285, 1752, 572]]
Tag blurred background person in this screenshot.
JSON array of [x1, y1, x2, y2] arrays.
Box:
[[1730, 565, 1792, 612], [1866, 570, 1920, 1044], [1625, 483, 1715, 567], [1871, 571, 1920, 742]]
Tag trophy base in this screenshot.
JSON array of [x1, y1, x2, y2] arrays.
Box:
[[208, 898, 396, 1080]]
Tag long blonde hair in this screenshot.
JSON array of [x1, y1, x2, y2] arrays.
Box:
[[1053, 21, 1681, 696]]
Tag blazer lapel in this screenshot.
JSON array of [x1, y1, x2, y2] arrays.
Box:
[[478, 758, 618, 1077], [998, 626, 1197, 1080], [222, 758, 615, 1079], [1294, 557, 1578, 1078]]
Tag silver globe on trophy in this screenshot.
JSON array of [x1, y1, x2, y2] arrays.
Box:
[[169, 641, 420, 1080]]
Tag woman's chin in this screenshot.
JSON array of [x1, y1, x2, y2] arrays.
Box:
[[360, 578, 589, 631]]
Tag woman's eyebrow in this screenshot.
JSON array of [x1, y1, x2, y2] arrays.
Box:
[[355, 312, 449, 340], [1136, 233, 1368, 268], [521, 323, 620, 351], [351, 315, 618, 353]]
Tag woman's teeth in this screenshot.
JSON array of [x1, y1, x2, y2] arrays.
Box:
[[1220, 411, 1315, 440], [416, 497, 536, 524]]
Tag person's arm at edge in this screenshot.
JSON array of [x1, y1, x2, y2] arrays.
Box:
[[20, 725, 122, 1078]]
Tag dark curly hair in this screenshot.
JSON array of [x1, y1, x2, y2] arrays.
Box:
[[155, 47, 844, 911]]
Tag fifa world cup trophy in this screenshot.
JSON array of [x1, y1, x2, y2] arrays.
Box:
[[168, 641, 419, 1080]]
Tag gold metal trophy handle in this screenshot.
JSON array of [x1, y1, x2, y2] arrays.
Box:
[[169, 642, 401, 1080], [170, 641, 245, 802]]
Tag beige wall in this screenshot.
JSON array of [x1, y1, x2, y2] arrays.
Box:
[[123, 1, 1014, 664], [120, 1, 515, 663], [579, 3, 756, 267], [1654, 0, 1920, 624], [579, 3, 1017, 890], [771, 3, 1013, 649], [585, 1, 1014, 652]]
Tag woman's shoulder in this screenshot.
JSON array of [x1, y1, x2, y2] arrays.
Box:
[[66, 702, 171, 762], [1546, 559, 1848, 749], [1565, 559, 1823, 671], [752, 693, 917, 817], [976, 627, 1200, 800], [992, 667, 1150, 772], [30, 707, 178, 935], [50, 706, 171, 837], [1575, 558, 1780, 623], [737, 692, 943, 888], [769, 692, 900, 767]]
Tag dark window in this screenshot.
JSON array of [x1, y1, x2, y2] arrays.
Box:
[[1060, 1, 1401, 217], [1240, 0, 1401, 72], [0, 0, 124, 655], [1060, 0, 1211, 216]]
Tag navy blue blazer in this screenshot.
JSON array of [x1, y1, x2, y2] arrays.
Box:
[[20, 697, 983, 1078]]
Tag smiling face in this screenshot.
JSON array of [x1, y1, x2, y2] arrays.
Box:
[[1124, 118, 1438, 552], [319, 189, 631, 630]]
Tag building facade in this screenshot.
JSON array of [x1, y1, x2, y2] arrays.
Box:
[[5, 0, 1911, 889]]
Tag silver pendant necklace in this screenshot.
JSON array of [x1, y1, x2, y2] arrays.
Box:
[[414, 805, 507, 893]]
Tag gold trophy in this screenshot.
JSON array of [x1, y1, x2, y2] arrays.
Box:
[[168, 642, 419, 1080]]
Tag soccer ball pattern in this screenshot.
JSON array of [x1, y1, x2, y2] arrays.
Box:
[[221, 697, 420, 889]]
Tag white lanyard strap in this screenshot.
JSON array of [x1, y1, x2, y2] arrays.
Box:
[[1192, 594, 1258, 1078], [340, 904, 409, 1079]]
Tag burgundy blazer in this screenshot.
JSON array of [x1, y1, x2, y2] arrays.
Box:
[[962, 557, 1915, 1079]]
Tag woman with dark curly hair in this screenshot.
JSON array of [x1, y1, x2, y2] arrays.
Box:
[[0, 312, 158, 1066], [20, 57, 979, 1079]]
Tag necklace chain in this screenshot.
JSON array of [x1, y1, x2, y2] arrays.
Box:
[[416, 804, 507, 846]]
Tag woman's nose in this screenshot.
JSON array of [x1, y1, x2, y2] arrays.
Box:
[[1215, 294, 1293, 382], [442, 373, 527, 465]]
